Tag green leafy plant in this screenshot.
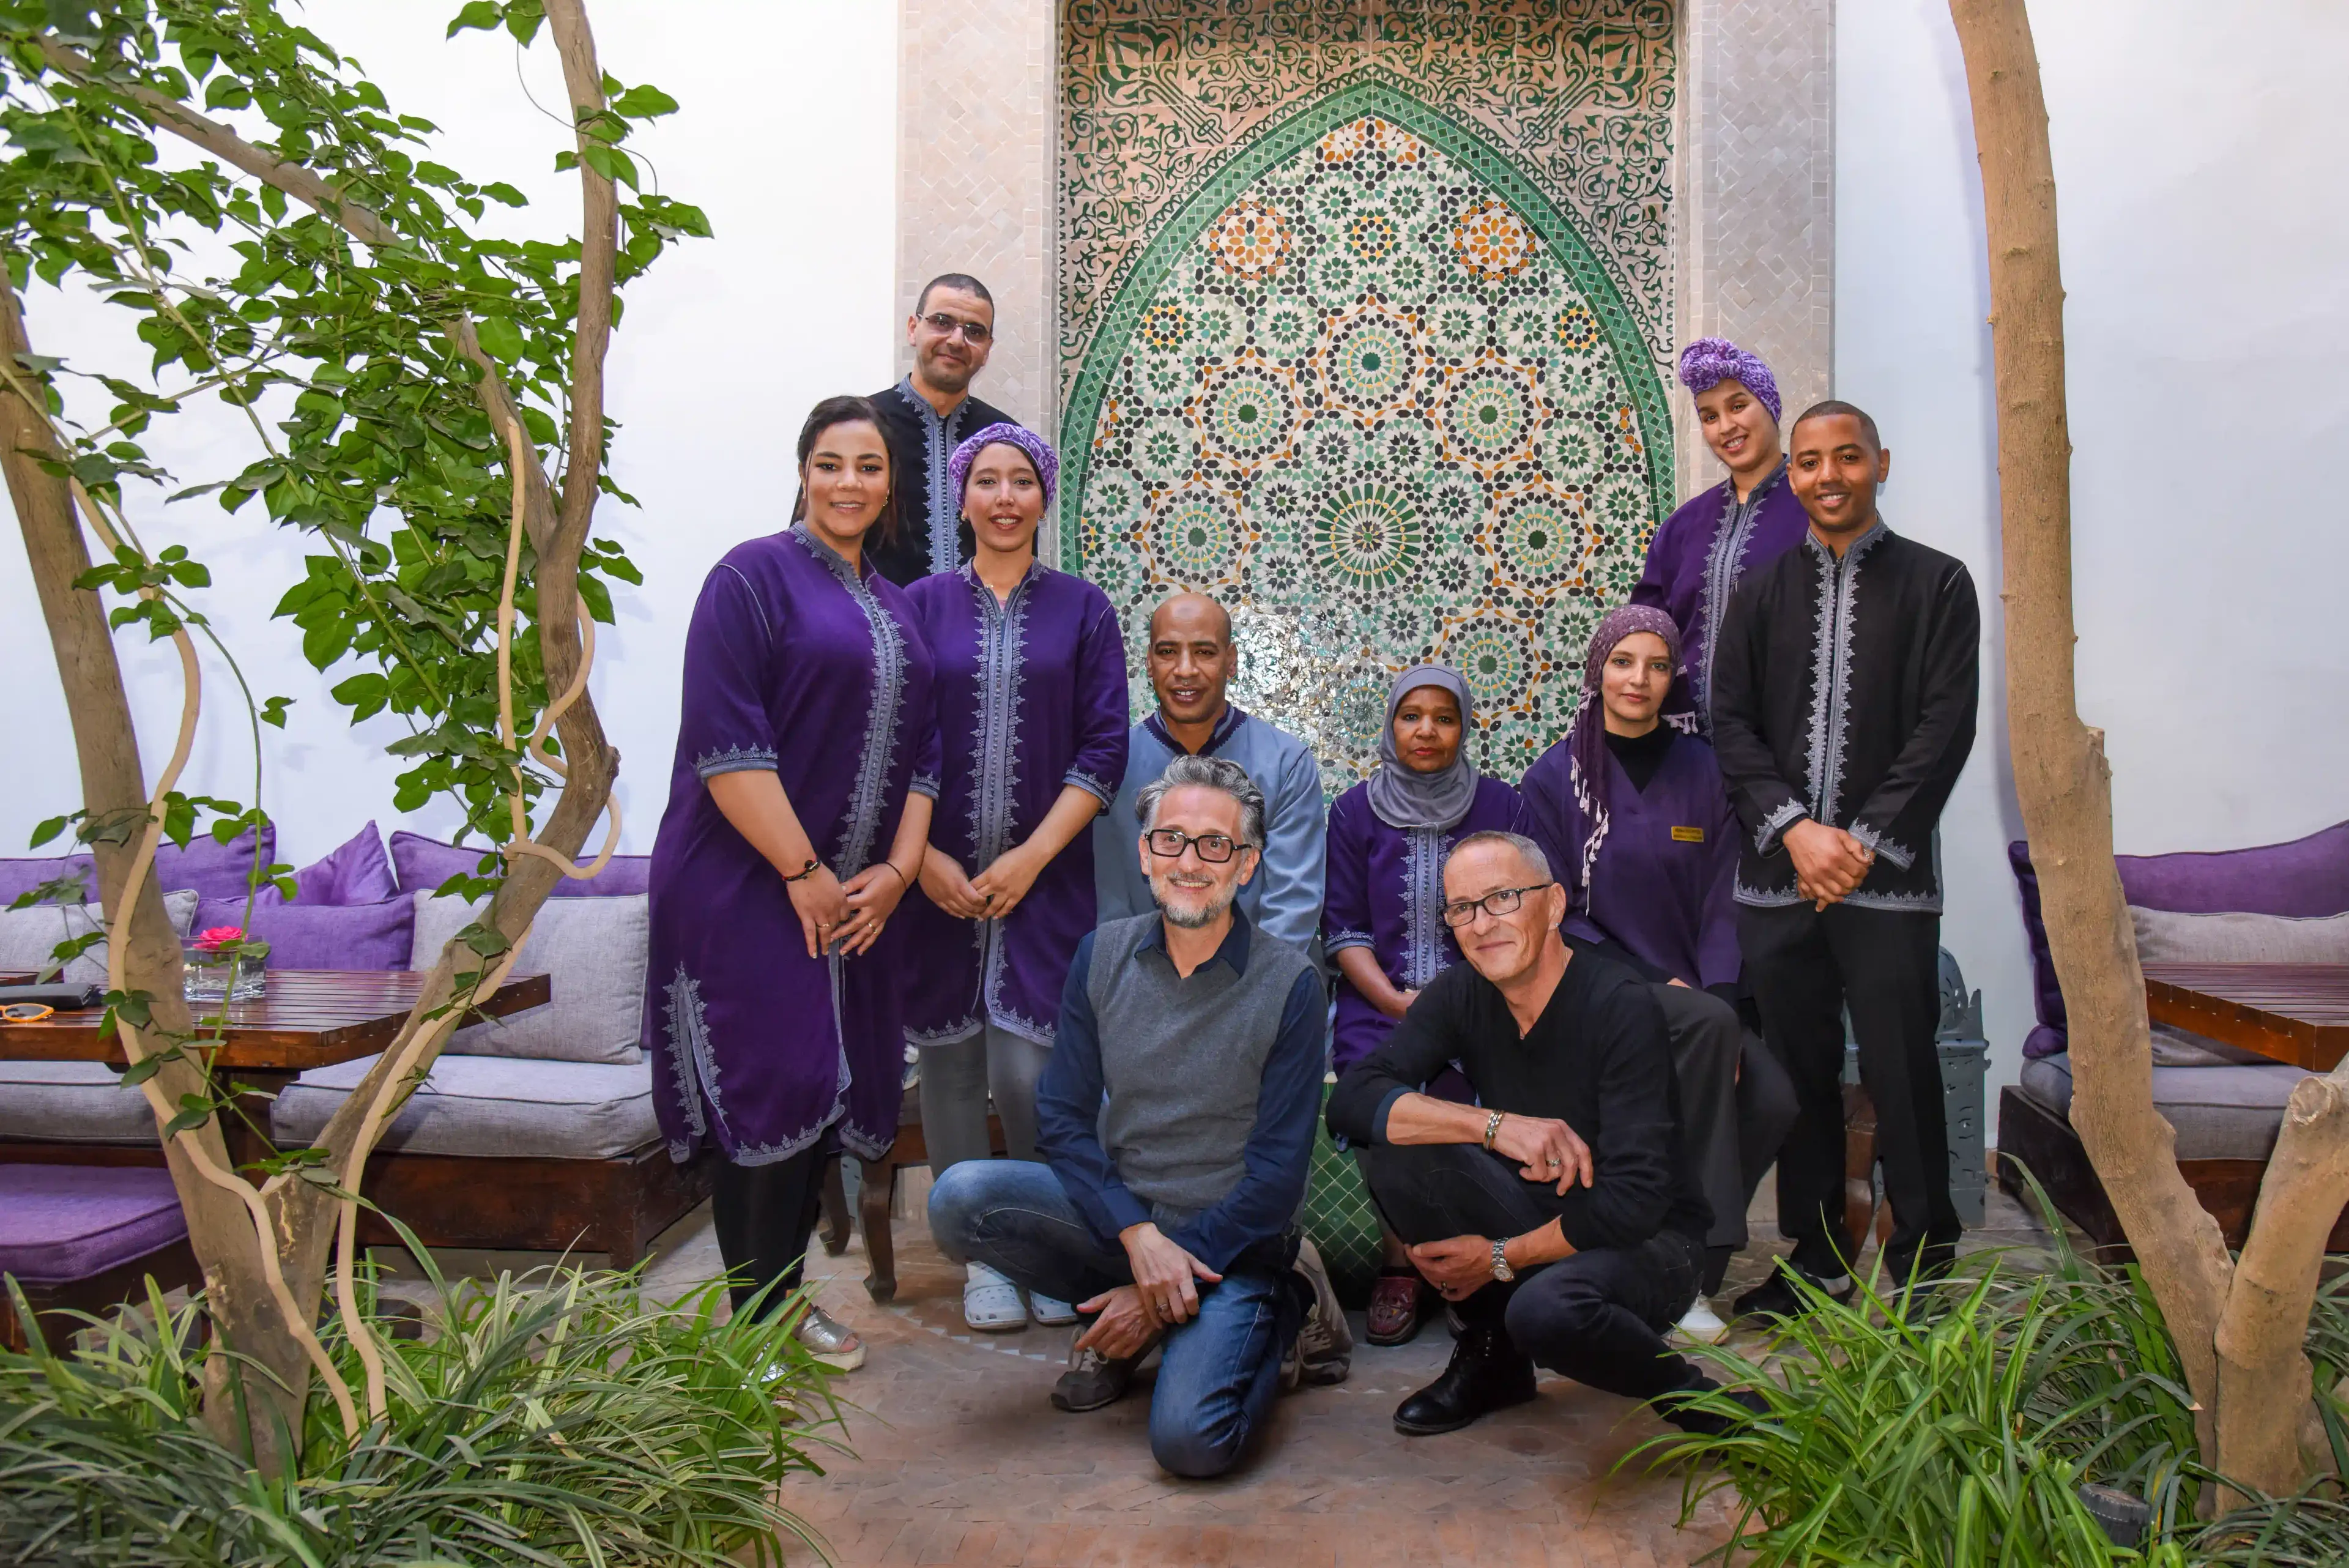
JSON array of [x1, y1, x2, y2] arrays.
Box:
[[0, 0, 705, 1458], [1637, 1175, 2349, 1565], [1, 1252, 842, 1566]]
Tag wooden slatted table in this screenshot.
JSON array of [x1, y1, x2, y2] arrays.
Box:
[[0, 969, 550, 1169], [2142, 962, 2349, 1072]]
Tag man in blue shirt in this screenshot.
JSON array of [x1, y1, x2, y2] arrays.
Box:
[[1093, 593, 1327, 956], [929, 754, 1325, 1478]]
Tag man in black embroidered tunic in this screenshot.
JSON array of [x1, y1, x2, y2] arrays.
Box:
[[1709, 399, 1980, 1313], [868, 273, 1019, 585]]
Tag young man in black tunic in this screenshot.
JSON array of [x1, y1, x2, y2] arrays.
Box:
[[1709, 400, 1981, 1315], [867, 272, 1019, 585], [1327, 831, 1759, 1438]]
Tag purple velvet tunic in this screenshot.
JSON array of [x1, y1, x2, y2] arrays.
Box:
[[1321, 776, 1525, 1073], [1518, 730, 1742, 990], [645, 526, 941, 1166], [898, 562, 1129, 1047], [1631, 463, 1811, 726]]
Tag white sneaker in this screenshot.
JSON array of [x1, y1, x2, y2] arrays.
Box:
[[1674, 1298, 1731, 1345], [1028, 1290, 1078, 1326], [963, 1261, 1028, 1332]]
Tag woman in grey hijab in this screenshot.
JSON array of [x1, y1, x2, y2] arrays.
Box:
[[1321, 663, 1530, 1344]]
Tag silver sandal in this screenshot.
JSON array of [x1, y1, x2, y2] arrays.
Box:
[[793, 1304, 867, 1372]]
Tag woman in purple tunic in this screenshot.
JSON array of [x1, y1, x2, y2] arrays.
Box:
[[900, 424, 1129, 1332], [1630, 339, 1811, 729], [646, 395, 940, 1373], [1518, 606, 1796, 1342], [1322, 664, 1523, 1345]]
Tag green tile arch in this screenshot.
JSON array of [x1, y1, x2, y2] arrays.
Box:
[[1059, 73, 1675, 568]]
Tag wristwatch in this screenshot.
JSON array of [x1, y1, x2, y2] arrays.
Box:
[[1490, 1236, 1515, 1282]]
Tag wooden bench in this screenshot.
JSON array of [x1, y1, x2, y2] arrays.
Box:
[[0, 1165, 204, 1353]]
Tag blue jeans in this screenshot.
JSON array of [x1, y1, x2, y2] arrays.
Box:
[[928, 1160, 1300, 1479]]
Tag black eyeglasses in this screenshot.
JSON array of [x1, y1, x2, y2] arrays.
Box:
[[1145, 828, 1243, 864], [921, 311, 992, 343], [1439, 882, 1553, 927]]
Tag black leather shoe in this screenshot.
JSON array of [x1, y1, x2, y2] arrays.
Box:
[[1392, 1321, 1537, 1435], [1657, 1373, 1770, 1438], [1731, 1263, 1853, 1323]]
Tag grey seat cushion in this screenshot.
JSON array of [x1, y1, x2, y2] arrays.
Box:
[[270, 1052, 657, 1161], [409, 894, 647, 1065], [0, 1060, 160, 1145], [0, 890, 199, 985], [2019, 1052, 2313, 1162]]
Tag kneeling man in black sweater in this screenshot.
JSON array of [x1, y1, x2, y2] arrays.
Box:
[[1327, 829, 1762, 1437]]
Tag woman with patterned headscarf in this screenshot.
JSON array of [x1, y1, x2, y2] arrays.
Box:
[[1518, 605, 1797, 1344], [1630, 338, 1812, 729], [1321, 663, 1527, 1345], [899, 423, 1130, 1333]]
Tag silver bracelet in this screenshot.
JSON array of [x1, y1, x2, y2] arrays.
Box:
[[1482, 1109, 1505, 1149]]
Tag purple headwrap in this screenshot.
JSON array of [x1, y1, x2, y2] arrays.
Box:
[[947, 422, 1058, 511], [1566, 604, 1699, 890], [1676, 337, 1782, 426]]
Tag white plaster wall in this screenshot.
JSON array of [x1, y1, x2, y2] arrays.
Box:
[[1838, 0, 2349, 1112], [0, 0, 898, 865]]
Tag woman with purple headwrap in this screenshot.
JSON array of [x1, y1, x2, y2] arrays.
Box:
[[1518, 605, 1797, 1343], [901, 423, 1130, 1332], [1321, 664, 1527, 1345], [1631, 338, 1812, 729]]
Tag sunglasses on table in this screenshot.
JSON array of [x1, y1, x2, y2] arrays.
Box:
[[1, 1003, 56, 1022], [1144, 828, 1246, 864], [1439, 882, 1555, 927], [919, 311, 992, 343]]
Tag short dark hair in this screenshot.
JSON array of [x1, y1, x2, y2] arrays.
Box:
[[1789, 399, 1882, 451], [792, 393, 896, 544], [915, 273, 995, 316]]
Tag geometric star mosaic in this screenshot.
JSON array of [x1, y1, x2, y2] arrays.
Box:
[[1066, 92, 1674, 793]]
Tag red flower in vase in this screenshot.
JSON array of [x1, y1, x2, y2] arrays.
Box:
[[193, 926, 247, 953]]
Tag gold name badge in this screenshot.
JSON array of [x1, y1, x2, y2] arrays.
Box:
[[1671, 825, 1705, 842]]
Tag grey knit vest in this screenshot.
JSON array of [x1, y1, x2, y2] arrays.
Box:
[[1086, 911, 1312, 1215]]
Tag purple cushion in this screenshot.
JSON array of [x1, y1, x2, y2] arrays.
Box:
[[390, 830, 650, 898], [1, 824, 275, 907], [193, 895, 414, 972], [2011, 820, 2349, 1058], [0, 855, 92, 905], [0, 1165, 188, 1284], [289, 822, 396, 906]]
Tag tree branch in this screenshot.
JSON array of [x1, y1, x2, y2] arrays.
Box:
[[1946, 0, 2236, 1454], [2215, 1063, 2349, 1498]]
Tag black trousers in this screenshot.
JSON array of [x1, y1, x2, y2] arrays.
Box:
[[710, 1126, 838, 1321], [1740, 901, 1959, 1282], [1358, 1142, 1704, 1405]]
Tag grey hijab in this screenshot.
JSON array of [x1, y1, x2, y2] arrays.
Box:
[[1365, 664, 1478, 834]]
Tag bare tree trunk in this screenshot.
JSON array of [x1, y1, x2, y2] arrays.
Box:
[[1950, 0, 2345, 1497], [2214, 1066, 2349, 1493], [0, 265, 313, 1463]]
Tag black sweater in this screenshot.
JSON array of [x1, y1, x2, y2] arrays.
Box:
[[1326, 951, 1711, 1252]]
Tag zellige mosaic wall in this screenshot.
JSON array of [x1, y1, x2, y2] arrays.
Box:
[[1062, 2, 1679, 792]]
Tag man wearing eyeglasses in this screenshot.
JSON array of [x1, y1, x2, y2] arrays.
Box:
[[868, 272, 1019, 585], [1327, 830, 1767, 1440], [929, 754, 1325, 1478]]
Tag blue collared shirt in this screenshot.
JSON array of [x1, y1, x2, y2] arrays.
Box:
[[1035, 908, 1326, 1274]]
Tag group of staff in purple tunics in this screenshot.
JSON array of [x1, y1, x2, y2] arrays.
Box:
[[641, 270, 1980, 1478]]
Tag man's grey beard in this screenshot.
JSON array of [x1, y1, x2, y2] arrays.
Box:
[[1151, 874, 1238, 929]]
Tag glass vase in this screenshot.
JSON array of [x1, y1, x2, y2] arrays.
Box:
[[183, 947, 265, 1004]]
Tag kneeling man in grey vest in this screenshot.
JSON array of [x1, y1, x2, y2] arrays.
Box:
[[929, 754, 1326, 1478]]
